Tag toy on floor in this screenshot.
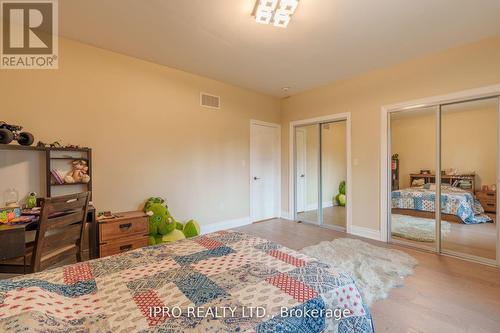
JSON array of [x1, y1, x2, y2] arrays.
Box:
[[143, 197, 200, 246], [335, 180, 346, 206]]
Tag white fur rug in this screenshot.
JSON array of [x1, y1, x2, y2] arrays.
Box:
[[301, 238, 418, 305], [391, 214, 451, 242]]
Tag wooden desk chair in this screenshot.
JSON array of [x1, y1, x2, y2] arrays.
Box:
[[0, 192, 90, 274]]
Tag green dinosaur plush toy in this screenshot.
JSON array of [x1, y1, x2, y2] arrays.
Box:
[[144, 197, 166, 211], [335, 181, 347, 207], [159, 229, 186, 243], [144, 199, 184, 245], [144, 197, 201, 245], [176, 221, 184, 231]]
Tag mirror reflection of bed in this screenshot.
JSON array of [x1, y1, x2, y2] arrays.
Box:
[[391, 182, 496, 260]]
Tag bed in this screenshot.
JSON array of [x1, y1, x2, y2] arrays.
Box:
[[0, 230, 374, 333], [392, 185, 492, 224]]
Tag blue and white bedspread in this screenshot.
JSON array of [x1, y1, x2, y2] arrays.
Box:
[[0, 231, 374, 333], [392, 186, 492, 224]]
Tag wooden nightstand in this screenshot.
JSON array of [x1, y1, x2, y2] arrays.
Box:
[[98, 211, 149, 258], [476, 190, 497, 213]]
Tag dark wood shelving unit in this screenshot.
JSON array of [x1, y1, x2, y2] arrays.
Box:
[[45, 148, 92, 199], [0, 144, 45, 151], [49, 157, 89, 161], [1, 143, 98, 259]]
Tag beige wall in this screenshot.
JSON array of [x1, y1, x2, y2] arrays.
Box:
[[392, 105, 497, 190], [2, 35, 500, 234], [281, 35, 500, 231], [0, 38, 280, 226]]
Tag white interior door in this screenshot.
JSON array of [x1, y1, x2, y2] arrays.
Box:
[[251, 122, 280, 222], [295, 129, 307, 213]]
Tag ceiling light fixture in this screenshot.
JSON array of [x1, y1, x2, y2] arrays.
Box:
[[253, 0, 299, 28]]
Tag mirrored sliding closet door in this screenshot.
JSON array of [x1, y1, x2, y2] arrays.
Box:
[[440, 98, 498, 262], [295, 124, 320, 225], [388, 94, 500, 266], [320, 121, 347, 229], [294, 120, 347, 229], [389, 106, 438, 251]]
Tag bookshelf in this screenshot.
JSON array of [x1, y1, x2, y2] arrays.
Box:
[[409, 173, 475, 193], [45, 147, 92, 199]]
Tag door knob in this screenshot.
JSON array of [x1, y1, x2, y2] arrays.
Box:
[[253, 177, 260, 180], [300, 174, 305, 178]]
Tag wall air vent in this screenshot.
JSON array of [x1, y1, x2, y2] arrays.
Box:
[[200, 92, 221, 109]]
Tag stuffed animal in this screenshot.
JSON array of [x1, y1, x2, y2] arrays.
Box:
[[144, 197, 166, 211], [183, 219, 200, 238], [27, 192, 37, 209], [143, 197, 200, 245], [64, 160, 90, 184], [335, 181, 346, 206]]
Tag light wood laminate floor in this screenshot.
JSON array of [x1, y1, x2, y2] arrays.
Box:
[[392, 216, 497, 260], [297, 206, 346, 228], [237, 218, 500, 333]]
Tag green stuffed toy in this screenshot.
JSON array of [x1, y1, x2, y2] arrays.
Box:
[[144, 197, 200, 245], [144, 197, 166, 211], [183, 219, 200, 238], [334, 181, 347, 207], [172, 218, 200, 238], [145, 200, 184, 246]]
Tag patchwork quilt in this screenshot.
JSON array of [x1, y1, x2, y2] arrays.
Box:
[[392, 186, 492, 224], [0, 231, 374, 333]]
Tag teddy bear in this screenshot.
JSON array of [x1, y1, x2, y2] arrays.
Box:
[[64, 159, 91, 184]]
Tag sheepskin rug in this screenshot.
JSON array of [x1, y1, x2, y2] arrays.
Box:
[[391, 214, 451, 242], [301, 238, 418, 305]]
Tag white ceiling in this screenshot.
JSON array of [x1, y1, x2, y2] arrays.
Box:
[[59, 0, 500, 97]]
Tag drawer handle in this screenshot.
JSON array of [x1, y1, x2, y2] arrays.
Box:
[[119, 223, 132, 230], [119, 244, 133, 252], [487, 203, 495, 206]]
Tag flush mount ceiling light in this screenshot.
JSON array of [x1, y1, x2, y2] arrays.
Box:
[[253, 0, 299, 28]]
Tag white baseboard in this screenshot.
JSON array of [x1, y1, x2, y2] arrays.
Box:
[[200, 217, 251, 235], [350, 225, 381, 241]]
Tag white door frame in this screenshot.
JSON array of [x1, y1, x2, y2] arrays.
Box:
[[295, 127, 307, 213], [289, 112, 352, 233], [250, 119, 281, 222], [380, 84, 500, 266]]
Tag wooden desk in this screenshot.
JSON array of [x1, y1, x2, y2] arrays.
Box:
[[0, 222, 35, 261], [0, 207, 98, 262]]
